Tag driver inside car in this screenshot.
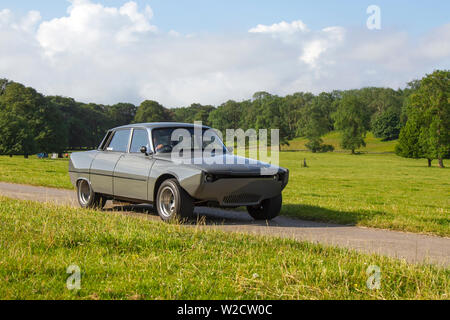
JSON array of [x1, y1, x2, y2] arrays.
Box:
[[153, 129, 172, 153]]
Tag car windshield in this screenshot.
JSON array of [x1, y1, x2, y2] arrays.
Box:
[[152, 127, 227, 154]]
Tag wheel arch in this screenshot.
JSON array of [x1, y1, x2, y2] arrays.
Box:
[[76, 177, 95, 197], [153, 173, 178, 203], [76, 177, 92, 189]]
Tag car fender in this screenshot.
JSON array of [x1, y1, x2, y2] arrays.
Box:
[[148, 159, 203, 202], [69, 151, 98, 188]]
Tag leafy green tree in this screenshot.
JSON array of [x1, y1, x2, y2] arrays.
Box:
[[208, 100, 243, 132], [395, 106, 432, 166], [252, 91, 272, 101], [281, 92, 314, 140], [49, 96, 87, 150], [371, 107, 402, 141], [397, 70, 449, 167], [333, 93, 368, 154], [241, 93, 292, 145], [0, 104, 37, 157], [134, 100, 173, 124], [81, 103, 111, 149], [173, 103, 214, 125], [108, 103, 137, 128], [298, 93, 336, 152], [258, 95, 291, 145], [0, 82, 36, 157], [35, 100, 68, 154], [0, 82, 66, 156], [356, 87, 403, 120]]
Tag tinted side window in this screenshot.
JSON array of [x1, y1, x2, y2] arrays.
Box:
[[130, 129, 150, 153], [106, 130, 130, 152]]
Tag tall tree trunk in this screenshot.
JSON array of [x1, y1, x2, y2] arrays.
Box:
[[427, 159, 432, 167], [351, 149, 355, 155], [438, 158, 445, 168]]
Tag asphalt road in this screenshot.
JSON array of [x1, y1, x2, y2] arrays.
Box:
[[0, 181, 448, 267]]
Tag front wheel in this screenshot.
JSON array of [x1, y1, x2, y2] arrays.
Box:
[[247, 194, 282, 221], [77, 179, 106, 209], [156, 179, 194, 222]]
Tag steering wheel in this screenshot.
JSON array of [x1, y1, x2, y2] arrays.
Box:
[[156, 145, 173, 153]]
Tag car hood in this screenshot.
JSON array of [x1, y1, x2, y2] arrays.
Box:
[[153, 153, 284, 175]]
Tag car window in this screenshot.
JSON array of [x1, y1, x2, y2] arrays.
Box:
[[130, 129, 150, 153], [106, 130, 130, 152], [152, 127, 227, 154]]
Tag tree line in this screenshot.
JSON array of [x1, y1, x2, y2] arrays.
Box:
[[0, 70, 448, 166]]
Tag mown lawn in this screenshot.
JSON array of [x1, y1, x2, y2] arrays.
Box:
[[280, 152, 449, 237], [0, 152, 449, 236], [283, 131, 398, 153], [0, 156, 72, 189], [0, 197, 448, 300]]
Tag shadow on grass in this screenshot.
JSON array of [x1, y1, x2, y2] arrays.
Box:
[[281, 204, 388, 227], [104, 202, 378, 228]]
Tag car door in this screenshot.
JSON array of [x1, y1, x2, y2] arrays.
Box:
[[90, 129, 131, 195], [113, 128, 155, 201]]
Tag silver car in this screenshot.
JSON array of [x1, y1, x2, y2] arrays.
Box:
[[69, 123, 289, 221]]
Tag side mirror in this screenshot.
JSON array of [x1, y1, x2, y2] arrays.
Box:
[[140, 146, 151, 156], [227, 146, 234, 154]]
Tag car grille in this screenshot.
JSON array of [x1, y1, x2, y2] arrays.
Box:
[[223, 193, 261, 205]]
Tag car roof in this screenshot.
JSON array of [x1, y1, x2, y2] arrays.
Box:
[[112, 122, 211, 131]]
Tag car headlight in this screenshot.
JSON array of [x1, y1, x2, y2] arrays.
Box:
[[277, 172, 286, 182], [204, 173, 216, 183]]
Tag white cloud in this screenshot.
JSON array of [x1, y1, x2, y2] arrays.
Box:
[[20, 11, 42, 33], [0, 8, 41, 32], [36, 0, 157, 55], [300, 40, 326, 66], [0, 8, 12, 25], [249, 20, 308, 34], [0, 1, 448, 107], [298, 26, 346, 67], [419, 23, 450, 59]]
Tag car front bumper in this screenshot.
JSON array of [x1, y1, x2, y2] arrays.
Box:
[[181, 170, 289, 207]]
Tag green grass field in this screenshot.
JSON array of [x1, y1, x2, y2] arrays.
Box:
[[283, 132, 398, 153], [0, 156, 72, 189], [0, 197, 448, 300], [280, 152, 449, 237], [0, 151, 448, 236]]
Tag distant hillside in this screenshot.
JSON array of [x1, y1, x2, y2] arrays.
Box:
[[282, 132, 397, 153]]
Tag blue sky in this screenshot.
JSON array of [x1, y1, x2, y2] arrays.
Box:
[[2, 0, 450, 35], [0, 0, 449, 106]]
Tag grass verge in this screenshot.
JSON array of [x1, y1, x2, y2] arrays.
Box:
[[0, 197, 448, 300]]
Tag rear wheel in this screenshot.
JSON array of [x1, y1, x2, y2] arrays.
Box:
[[77, 180, 106, 209], [156, 179, 194, 222], [247, 194, 282, 221]]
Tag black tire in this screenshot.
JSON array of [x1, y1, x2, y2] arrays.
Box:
[[247, 194, 282, 221], [156, 179, 194, 222], [77, 179, 106, 209]]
